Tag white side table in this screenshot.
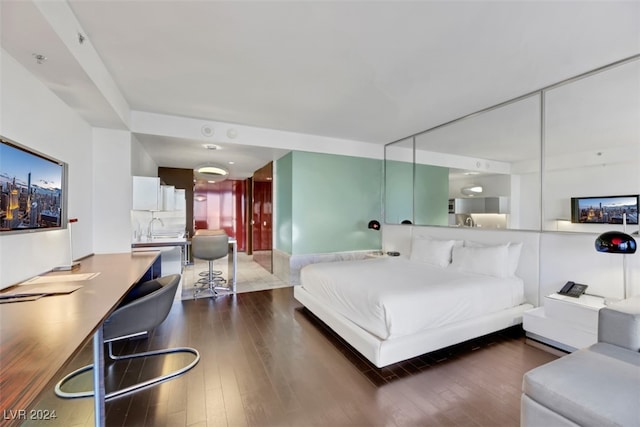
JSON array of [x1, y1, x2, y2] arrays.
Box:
[[523, 293, 606, 352]]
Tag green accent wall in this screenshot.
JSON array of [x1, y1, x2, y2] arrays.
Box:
[[384, 160, 414, 224], [275, 152, 293, 254], [275, 151, 382, 255], [414, 163, 449, 225]]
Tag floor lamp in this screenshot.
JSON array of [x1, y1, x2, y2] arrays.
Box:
[[594, 215, 637, 301]]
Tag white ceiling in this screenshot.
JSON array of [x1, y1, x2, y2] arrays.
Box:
[[2, 1, 639, 179]]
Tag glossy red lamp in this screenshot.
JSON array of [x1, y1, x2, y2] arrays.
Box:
[[595, 229, 637, 300]]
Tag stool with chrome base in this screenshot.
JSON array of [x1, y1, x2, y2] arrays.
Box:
[[195, 229, 226, 285], [54, 274, 200, 400], [192, 231, 230, 298]]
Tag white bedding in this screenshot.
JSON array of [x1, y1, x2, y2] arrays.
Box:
[[300, 257, 525, 340]]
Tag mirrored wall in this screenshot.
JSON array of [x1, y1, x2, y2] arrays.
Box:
[[543, 59, 640, 233], [384, 55, 639, 233]]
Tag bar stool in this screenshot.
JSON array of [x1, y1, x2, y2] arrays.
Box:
[[194, 229, 226, 283], [192, 231, 229, 298]]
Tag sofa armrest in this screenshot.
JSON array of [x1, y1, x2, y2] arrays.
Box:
[[598, 296, 640, 351]]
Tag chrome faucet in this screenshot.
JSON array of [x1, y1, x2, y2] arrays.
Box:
[[148, 217, 164, 238], [465, 217, 474, 227]]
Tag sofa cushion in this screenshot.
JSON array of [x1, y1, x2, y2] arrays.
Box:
[[599, 296, 640, 351], [522, 343, 640, 427], [521, 395, 580, 427]]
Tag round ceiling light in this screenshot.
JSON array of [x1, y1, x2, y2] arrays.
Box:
[[196, 165, 228, 176], [194, 164, 229, 182]]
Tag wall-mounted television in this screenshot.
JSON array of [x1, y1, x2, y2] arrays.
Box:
[[0, 136, 68, 233], [571, 194, 639, 225]]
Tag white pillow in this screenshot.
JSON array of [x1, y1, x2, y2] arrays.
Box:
[[464, 240, 523, 277], [410, 237, 456, 268], [506, 242, 523, 277], [451, 243, 510, 277]]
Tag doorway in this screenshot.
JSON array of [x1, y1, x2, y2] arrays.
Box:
[[251, 162, 273, 272]]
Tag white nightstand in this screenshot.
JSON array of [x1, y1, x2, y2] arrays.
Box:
[[523, 293, 606, 353]]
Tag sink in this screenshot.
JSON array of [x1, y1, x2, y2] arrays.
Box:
[[151, 233, 184, 240]]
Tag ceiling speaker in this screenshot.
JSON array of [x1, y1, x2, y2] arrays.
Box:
[[201, 125, 214, 137]]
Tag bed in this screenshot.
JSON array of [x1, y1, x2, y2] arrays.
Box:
[[294, 229, 537, 368]]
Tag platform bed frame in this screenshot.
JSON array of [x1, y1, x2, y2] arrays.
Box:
[[293, 226, 541, 368], [294, 285, 533, 368]]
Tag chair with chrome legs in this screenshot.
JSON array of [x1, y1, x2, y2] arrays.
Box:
[[195, 229, 226, 284], [192, 231, 230, 298], [55, 274, 200, 400]]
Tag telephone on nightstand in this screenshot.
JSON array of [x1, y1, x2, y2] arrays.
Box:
[[558, 281, 588, 298]]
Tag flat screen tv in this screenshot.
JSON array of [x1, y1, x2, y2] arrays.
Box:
[[571, 194, 639, 225], [0, 136, 67, 233]]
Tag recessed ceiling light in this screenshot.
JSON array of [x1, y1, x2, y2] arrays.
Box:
[[32, 53, 47, 64], [228, 161, 235, 165], [202, 144, 220, 150]]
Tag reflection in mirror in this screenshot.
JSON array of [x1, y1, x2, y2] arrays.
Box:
[[412, 94, 541, 230], [544, 58, 640, 233], [384, 137, 414, 224]]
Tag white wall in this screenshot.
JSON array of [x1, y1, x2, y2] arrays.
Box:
[[131, 133, 158, 177], [0, 50, 94, 287], [93, 128, 133, 253], [539, 232, 639, 301]]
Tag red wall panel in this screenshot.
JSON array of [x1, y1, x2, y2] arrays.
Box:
[[193, 180, 246, 251]]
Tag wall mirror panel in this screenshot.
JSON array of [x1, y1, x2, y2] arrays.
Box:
[[543, 59, 640, 233], [385, 55, 639, 233], [385, 94, 541, 230]]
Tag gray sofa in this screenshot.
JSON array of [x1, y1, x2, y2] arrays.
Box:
[[521, 296, 640, 427]]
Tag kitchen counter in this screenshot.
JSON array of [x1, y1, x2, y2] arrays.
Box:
[[132, 237, 190, 248], [131, 237, 237, 291], [132, 238, 190, 275]]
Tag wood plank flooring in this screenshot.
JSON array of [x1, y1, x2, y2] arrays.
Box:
[[23, 287, 557, 427]]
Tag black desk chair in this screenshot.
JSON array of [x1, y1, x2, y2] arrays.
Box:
[[55, 274, 199, 400]]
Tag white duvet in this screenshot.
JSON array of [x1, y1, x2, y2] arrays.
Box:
[[300, 257, 525, 340]]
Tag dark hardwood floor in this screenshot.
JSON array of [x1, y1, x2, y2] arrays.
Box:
[[24, 287, 557, 427]]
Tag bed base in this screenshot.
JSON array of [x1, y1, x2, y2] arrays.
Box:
[[294, 285, 534, 368]]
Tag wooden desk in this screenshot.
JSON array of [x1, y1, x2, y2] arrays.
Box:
[[0, 252, 160, 426]]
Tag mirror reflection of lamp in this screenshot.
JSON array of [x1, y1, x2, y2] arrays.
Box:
[[461, 185, 483, 196], [595, 213, 637, 301], [367, 220, 381, 230]]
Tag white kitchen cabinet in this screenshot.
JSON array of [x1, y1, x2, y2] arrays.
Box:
[[161, 185, 176, 211], [175, 189, 186, 211], [132, 176, 162, 211]]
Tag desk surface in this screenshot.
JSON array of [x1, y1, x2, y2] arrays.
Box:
[[0, 252, 160, 417]]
